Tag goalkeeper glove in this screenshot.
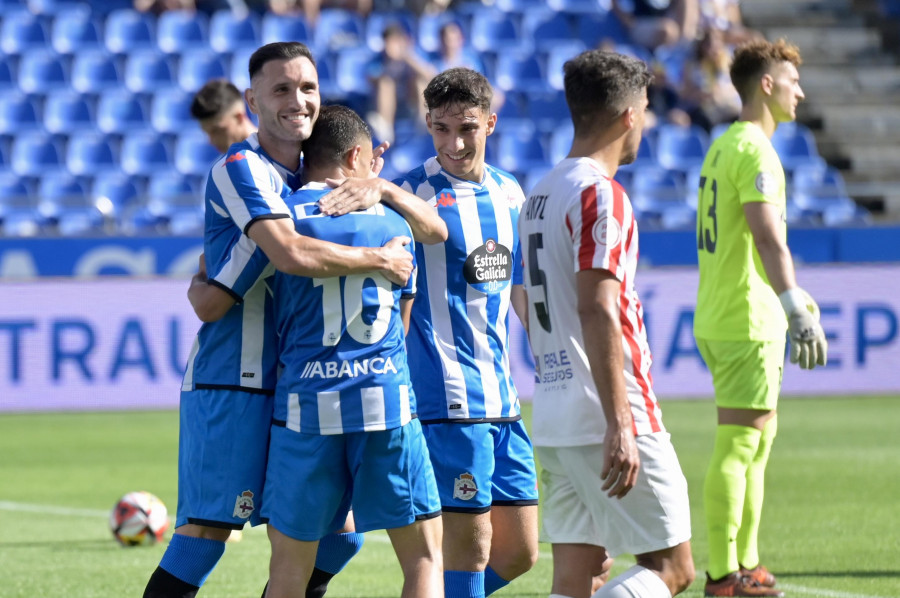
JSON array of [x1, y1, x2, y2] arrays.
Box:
[[779, 287, 828, 370]]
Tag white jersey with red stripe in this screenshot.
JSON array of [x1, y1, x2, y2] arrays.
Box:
[[519, 157, 664, 447]]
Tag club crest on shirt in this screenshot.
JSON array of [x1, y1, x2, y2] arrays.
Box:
[[453, 473, 478, 500], [592, 216, 621, 247], [463, 238, 512, 294], [755, 171, 777, 196], [233, 490, 255, 519]]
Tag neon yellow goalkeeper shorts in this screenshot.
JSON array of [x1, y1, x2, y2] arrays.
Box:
[[696, 338, 786, 410]]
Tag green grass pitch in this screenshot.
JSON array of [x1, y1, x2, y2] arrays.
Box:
[[1, 396, 899, 597]]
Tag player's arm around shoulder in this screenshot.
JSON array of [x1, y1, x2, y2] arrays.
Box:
[[576, 268, 640, 498], [187, 254, 236, 322], [318, 176, 449, 245]]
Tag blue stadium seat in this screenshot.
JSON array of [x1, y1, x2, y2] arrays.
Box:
[[548, 0, 609, 13], [544, 40, 587, 91], [120, 132, 172, 176], [260, 13, 312, 46], [70, 50, 123, 94], [177, 51, 228, 93], [617, 136, 657, 172], [416, 12, 464, 54], [27, 0, 91, 15], [157, 10, 209, 55], [335, 46, 376, 95], [365, 10, 417, 52], [136, 172, 201, 234], [655, 124, 710, 173], [65, 133, 117, 176], [315, 54, 344, 102], [629, 167, 686, 208], [124, 50, 177, 94], [229, 47, 254, 92], [104, 9, 156, 55], [92, 170, 143, 223], [771, 123, 825, 172], [494, 51, 547, 93], [521, 10, 573, 52], [710, 122, 731, 141], [495, 129, 548, 173], [383, 134, 435, 179], [97, 90, 151, 135], [547, 122, 574, 163], [576, 10, 629, 47], [526, 90, 570, 133], [495, 90, 530, 130], [209, 10, 260, 53], [50, 10, 103, 55], [314, 8, 365, 53], [0, 94, 42, 135], [10, 131, 65, 178], [0, 12, 49, 56], [37, 174, 105, 236], [0, 173, 43, 236], [151, 87, 195, 135], [470, 11, 523, 54], [17, 50, 69, 95], [495, 0, 548, 12], [0, 58, 17, 94], [174, 130, 221, 176], [44, 90, 95, 135], [522, 164, 553, 194]]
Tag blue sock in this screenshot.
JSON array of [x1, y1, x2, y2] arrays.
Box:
[[314, 532, 365, 575], [483, 566, 509, 596], [445, 570, 485, 598], [158, 533, 226, 588]]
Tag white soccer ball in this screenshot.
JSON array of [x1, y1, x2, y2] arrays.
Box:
[[109, 491, 170, 547]]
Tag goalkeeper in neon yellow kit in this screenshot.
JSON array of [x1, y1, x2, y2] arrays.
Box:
[[693, 38, 828, 597]]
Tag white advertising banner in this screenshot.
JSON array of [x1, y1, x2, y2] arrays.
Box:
[[1, 265, 898, 412]]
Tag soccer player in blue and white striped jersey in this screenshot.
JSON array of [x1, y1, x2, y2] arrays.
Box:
[[144, 43, 444, 598], [393, 67, 539, 598], [262, 104, 443, 598]]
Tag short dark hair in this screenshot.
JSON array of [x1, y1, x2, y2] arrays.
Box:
[[302, 104, 371, 171], [248, 42, 316, 82], [563, 50, 652, 132], [730, 38, 802, 103], [190, 79, 243, 121], [423, 67, 493, 114]]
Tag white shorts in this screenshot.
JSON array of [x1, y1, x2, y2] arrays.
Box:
[[537, 433, 691, 557]]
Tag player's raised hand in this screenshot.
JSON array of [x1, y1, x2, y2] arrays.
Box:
[[319, 177, 386, 216], [780, 288, 828, 369], [600, 422, 640, 499], [379, 236, 413, 286], [372, 140, 389, 177]]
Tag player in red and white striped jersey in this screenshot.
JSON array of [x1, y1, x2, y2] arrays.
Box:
[[520, 50, 695, 598]]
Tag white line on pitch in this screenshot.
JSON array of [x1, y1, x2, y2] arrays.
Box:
[[0, 501, 889, 598]]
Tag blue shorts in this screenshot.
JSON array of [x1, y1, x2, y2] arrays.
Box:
[[176, 388, 273, 529], [262, 418, 441, 542], [422, 420, 539, 513]]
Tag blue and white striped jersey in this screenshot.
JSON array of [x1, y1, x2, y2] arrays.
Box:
[[272, 182, 417, 435], [396, 157, 525, 423], [181, 133, 300, 394]]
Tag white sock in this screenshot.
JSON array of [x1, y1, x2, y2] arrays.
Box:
[[591, 565, 672, 598]]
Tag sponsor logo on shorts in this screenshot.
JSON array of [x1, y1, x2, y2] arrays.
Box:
[[233, 490, 254, 519], [300, 357, 397, 379], [453, 472, 478, 501]]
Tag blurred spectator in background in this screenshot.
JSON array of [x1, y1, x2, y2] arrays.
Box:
[[698, 0, 762, 45], [678, 27, 741, 131], [647, 60, 693, 129], [190, 79, 257, 153], [240, 0, 373, 24], [134, 0, 196, 13], [611, 0, 699, 50], [430, 20, 485, 73], [366, 22, 437, 143]]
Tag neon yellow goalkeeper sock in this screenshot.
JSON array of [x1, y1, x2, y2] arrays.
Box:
[[704, 424, 762, 580], [737, 415, 778, 570]]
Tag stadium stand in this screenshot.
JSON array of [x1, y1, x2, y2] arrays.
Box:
[[0, 0, 892, 237]]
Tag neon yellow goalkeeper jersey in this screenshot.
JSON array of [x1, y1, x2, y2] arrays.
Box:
[[693, 121, 788, 341]]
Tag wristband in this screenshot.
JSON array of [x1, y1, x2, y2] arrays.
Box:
[[779, 287, 807, 316]]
